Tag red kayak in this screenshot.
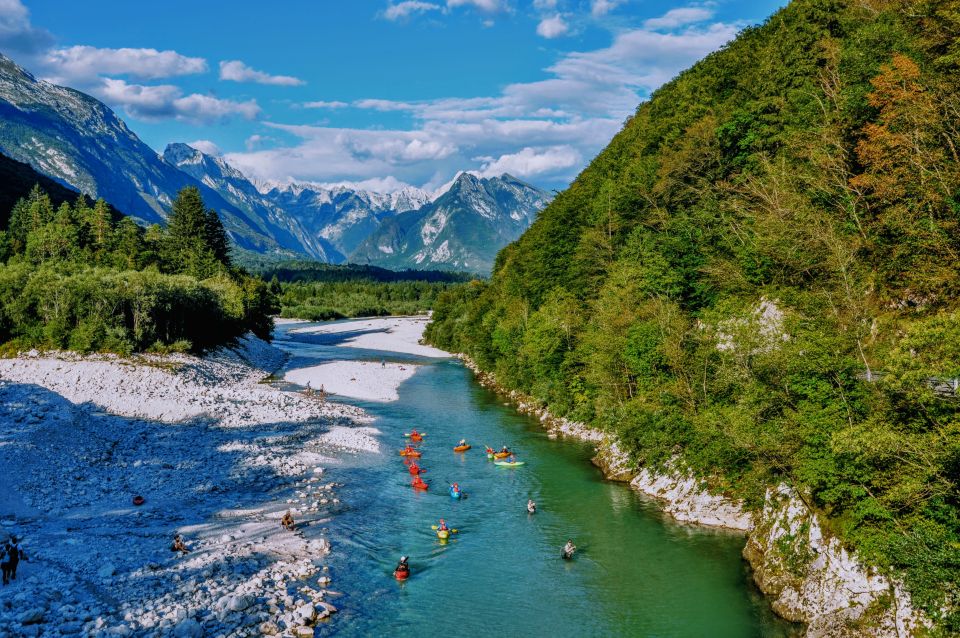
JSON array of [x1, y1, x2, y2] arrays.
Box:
[[411, 478, 429, 490], [394, 568, 410, 580], [408, 463, 423, 475]]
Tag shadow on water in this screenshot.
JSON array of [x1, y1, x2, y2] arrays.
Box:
[[274, 322, 803, 638]]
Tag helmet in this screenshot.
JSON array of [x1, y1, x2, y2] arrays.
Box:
[[400, 555, 408, 561]]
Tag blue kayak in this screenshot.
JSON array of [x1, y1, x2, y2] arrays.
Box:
[[449, 488, 462, 499]]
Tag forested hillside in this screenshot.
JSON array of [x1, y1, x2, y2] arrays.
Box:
[[425, 0, 960, 629], [0, 185, 276, 353]]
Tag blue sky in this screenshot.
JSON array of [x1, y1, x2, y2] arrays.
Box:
[[1, 0, 785, 191]]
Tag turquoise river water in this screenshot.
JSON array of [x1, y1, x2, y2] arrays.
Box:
[[275, 321, 802, 637]]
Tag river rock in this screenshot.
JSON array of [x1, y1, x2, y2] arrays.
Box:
[[173, 618, 202, 638], [292, 627, 314, 637], [18, 608, 45, 624], [259, 621, 280, 635]]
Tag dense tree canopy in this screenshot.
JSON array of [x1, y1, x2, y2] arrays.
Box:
[[0, 185, 277, 353], [425, 0, 960, 630]]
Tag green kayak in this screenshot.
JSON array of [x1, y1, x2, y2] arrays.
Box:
[[494, 461, 525, 467]]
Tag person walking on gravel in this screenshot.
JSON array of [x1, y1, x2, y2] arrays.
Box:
[[2, 535, 25, 585]]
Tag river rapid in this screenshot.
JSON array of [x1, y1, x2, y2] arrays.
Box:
[[275, 320, 801, 637]]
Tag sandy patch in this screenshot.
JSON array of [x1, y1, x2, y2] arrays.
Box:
[[285, 361, 419, 402], [290, 316, 449, 358]]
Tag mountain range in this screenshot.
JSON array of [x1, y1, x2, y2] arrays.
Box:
[[0, 53, 550, 273]]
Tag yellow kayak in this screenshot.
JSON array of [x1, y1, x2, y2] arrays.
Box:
[[437, 529, 450, 540]]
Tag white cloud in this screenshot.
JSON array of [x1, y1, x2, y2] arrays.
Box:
[[476, 145, 579, 178], [644, 7, 714, 30], [219, 60, 304, 86], [536, 14, 568, 39], [354, 98, 417, 111], [383, 1, 441, 20], [590, 0, 623, 17], [532, 0, 557, 9], [41, 46, 207, 83], [446, 0, 502, 12], [95, 78, 260, 123], [303, 100, 349, 109], [315, 175, 418, 194], [187, 140, 222, 156], [0, 0, 52, 54], [225, 19, 741, 189]]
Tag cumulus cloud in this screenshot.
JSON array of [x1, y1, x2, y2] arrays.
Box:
[[644, 7, 714, 30], [536, 14, 568, 39], [532, 0, 557, 8], [219, 60, 304, 86], [354, 98, 417, 112], [383, 1, 441, 20], [41, 46, 207, 83], [590, 0, 623, 17], [0, 0, 53, 54], [187, 140, 222, 156], [303, 100, 349, 109], [476, 145, 579, 178], [96, 78, 260, 123]]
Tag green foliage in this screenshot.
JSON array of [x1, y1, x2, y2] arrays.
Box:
[[278, 279, 460, 320], [424, 0, 960, 624], [0, 185, 277, 353]]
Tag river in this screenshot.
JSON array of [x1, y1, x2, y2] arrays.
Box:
[[275, 320, 801, 637]]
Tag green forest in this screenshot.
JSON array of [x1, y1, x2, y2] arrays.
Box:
[[250, 260, 473, 320], [425, 0, 960, 629], [0, 185, 277, 354]]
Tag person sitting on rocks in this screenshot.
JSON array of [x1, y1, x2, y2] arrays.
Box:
[[281, 510, 295, 531], [170, 534, 189, 555]]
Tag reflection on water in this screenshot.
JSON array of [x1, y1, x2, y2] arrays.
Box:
[[276, 322, 802, 638]]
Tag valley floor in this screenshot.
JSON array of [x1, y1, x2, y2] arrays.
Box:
[[0, 332, 380, 637]]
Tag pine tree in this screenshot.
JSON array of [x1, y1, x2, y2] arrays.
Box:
[[204, 208, 231, 267]]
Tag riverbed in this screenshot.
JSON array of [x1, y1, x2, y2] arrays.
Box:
[[276, 317, 801, 637]]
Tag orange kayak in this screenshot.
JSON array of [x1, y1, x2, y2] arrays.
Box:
[[400, 449, 422, 457], [453, 444, 471, 452], [412, 479, 428, 490], [493, 451, 511, 459]]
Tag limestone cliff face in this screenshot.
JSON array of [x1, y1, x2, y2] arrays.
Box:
[[744, 485, 927, 637]]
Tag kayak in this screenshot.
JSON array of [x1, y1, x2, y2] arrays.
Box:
[[404, 432, 425, 438], [412, 481, 429, 490], [399, 449, 422, 457], [436, 529, 450, 540], [494, 461, 526, 467], [132, 495, 145, 506], [408, 465, 423, 475], [453, 444, 471, 452], [449, 489, 462, 499], [394, 568, 410, 580], [493, 451, 512, 459], [487, 453, 494, 460]]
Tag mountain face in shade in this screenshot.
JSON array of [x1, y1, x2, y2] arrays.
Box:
[[0, 53, 306, 256], [349, 172, 552, 274]]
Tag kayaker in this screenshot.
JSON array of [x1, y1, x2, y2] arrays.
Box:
[[411, 429, 420, 438], [562, 539, 576, 560], [500, 446, 510, 455], [527, 499, 536, 514], [508, 454, 517, 463], [394, 556, 410, 577], [412, 476, 428, 489], [408, 461, 421, 475], [451, 482, 460, 495], [458, 439, 467, 447], [403, 445, 417, 455], [281, 510, 295, 531], [438, 519, 448, 532]]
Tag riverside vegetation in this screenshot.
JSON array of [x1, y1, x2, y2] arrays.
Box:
[[0, 185, 277, 354], [425, 0, 960, 631], [254, 260, 473, 321]]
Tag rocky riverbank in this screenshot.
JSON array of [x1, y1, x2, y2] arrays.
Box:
[[0, 334, 379, 637], [456, 353, 928, 637]]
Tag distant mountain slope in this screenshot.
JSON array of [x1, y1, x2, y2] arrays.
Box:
[[0, 151, 122, 228], [162, 143, 337, 261], [256, 181, 433, 259], [350, 173, 551, 273], [0, 54, 303, 255]]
